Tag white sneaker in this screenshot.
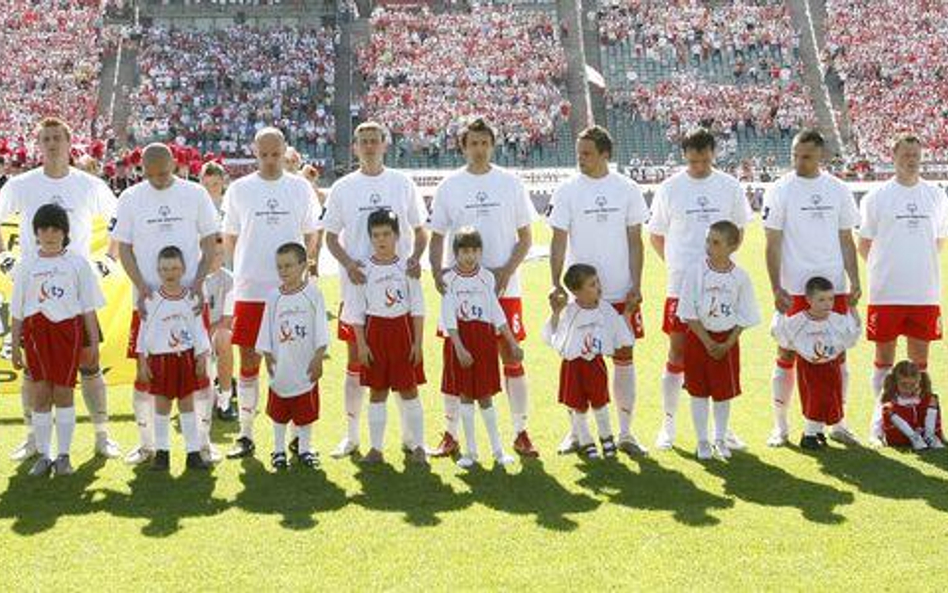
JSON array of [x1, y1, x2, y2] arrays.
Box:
[[910, 434, 929, 451], [696, 440, 713, 460], [10, 437, 38, 462], [925, 434, 945, 450], [724, 430, 747, 451], [713, 439, 732, 459], [493, 451, 516, 467], [95, 434, 122, 459], [557, 432, 580, 455], [124, 446, 155, 466], [829, 425, 862, 446], [201, 444, 224, 464], [766, 428, 789, 447], [330, 438, 359, 459], [654, 426, 675, 451], [867, 433, 885, 448], [456, 455, 477, 469]]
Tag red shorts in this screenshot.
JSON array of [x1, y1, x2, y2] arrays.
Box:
[[267, 386, 320, 426], [866, 305, 942, 343], [361, 314, 426, 391], [796, 356, 844, 425], [22, 314, 83, 388], [558, 356, 609, 412], [882, 396, 941, 446], [788, 294, 849, 316], [147, 351, 205, 399], [662, 298, 689, 335], [442, 320, 501, 399], [611, 301, 645, 340], [499, 297, 527, 342], [127, 305, 211, 359], [231, 301, 266, 348], [683, 330, 741, 401]]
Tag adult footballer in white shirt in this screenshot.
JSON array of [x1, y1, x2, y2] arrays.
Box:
[[322, 121, 429, 459], [548, 126, 648, 456], [428, 117, 539, 458], [647, 128, 752, 452], [0, 117, 121, 462], [858, 134, 948, 444], [762, 129, 862, 447], [222, 128, 320, 459]]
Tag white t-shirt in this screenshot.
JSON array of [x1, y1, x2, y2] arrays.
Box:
[[0, 166, 115, 259], [859, 178, 948, 305], [136, 289, 211, 356], [256, 283, 330, 397], [341, 257, 425, 324], [647, 168, 751, 296], [428, 166, 536, 298], [771, 310, 861, 364], [676, 259, 761, 332], [111, 178, 220, 293], [204, 268, 235, 325], [222, 172, 320, 302], [761, 171, 859, 295], [547, 172, 648, 302], [440, 266, 508, 332], [542, 301, 635, 361], [10, 250, 105, 322]]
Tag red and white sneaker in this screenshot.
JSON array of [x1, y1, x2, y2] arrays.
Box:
[[429, 431, 459, 458], [513, 430, 539, 458]]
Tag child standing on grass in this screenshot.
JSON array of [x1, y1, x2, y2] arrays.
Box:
[[544, 264, 634, 459], [771, 276, 861, 450], [440, 227, 523, 469], [204, 236, 236, 423], [10, 204, 104, 477], [136, 246, 212, 472], [881, 361, 944, 450], [256, 242, 329, 470], [676, 220, 760, 460]]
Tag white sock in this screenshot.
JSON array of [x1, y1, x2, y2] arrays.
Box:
[[133, 388, 155, 450], [80, 373, 109, 435], [443, 393, 460, 439], [273, 422, 288, 453], [238, 376, 259, 441], [395, 396, 412, 447], [195, 387, 214, 449], [206, 355, 218, 392], [661, 369, 684, 438], [771, 365, 795, 435], [837, 362, 851, 429], [54, 406, 77, 457], [592, 405, 613, 441], [613, 363, 636, 439], [691, 397, 710, 443], [803, 419, 823, 437], [890, 414, 917, 441], [216, 386, 230, 410], [344, 370, 364, 444], [713, 400, 731, 443], [480, 405, 504, 456], [505, 373, 529, 434], [368, 401, 386, 452], [460, 402, 477, 458], [33, 411, 52, 459], [298, 424, 313, 454], [571, 410, 593, 446], [20, 381, 34, 439], [180, 411, 199, 453], [154, 413, 171, 451], [869, 365, 891, 437], [925, 406, 939, 438], [402, 397, 424, 450]]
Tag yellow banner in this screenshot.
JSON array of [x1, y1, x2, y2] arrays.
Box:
[[0, 220, 138, 393]]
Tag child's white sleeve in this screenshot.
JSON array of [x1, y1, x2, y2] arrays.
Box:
[[341, 282, 367, 325], [440, 289, 459, 332], [313, 290, 330, 351], [255, 297, 273, 355], [611, 306, 635, 349], [192, 300, 211, 356], [77, 258, 106, 313], [675, 266, 700, 322], [9, 262, 25, 321], [841, 311, 862, 350], [408, 276, 425, 317], [736, 270, 761, 328], [770, 313, 793, 351], [136, 298, 154, 355], [489, 293, 508, 330]]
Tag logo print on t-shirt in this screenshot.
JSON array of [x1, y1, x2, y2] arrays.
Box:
[[370, 193, 382, 206], [159, 205, 171, 218], [594, 196, 610, 222], [263, 197, 288, 225], [459, 300, 484, 321], [48, 194, 71, 212], [38, 280, 65, 303], [904, 201, 923, 231], [581, 333, 602, 357], [803, 194, 831, 220], [385, 286, 405, 308]]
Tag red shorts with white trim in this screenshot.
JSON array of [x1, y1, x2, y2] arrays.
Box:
[[866, 305, 942, 343], [683, 330, 741, 401], [611, 301, 645, 340], [361, 314, 426, 392], [442, 320, 501, 399], [267, 386, 320, 426], [882, 396, 941, 446], [127, 305, 211, 359], [662, 298, 689, 335], [22, 314, 83, 388], [788, 294, 849, 316], [231, 301, 266, 348], [499, 297, 527, 342], [796, 355, 844, 425], [558, 356, 609, 412], [147, 351, 204, 399]]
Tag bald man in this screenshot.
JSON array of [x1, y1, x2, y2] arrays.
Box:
[[222, 128, 320, 459], [112, 143, 221, 465]]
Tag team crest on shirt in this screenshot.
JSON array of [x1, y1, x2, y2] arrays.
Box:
[[467, 191, 499, 218], [168, 327, 193, 350], [901, 201, 924, 231], [812, 340, 836, 362], [802, 194, 831, 220], [279, 320, 308, 343], [370, 193, 382, 206], [581, 333, 603, 357], [686, 195, 720, 223], [459, 300, 484, 321], [38, 280, 66, 303], [589, 195, 614, 223], [262, 197, 289, 225], [385, 286, 405, 307], [150, 204, 182, 231]]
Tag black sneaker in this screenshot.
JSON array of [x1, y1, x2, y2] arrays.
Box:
[[271, 451, 289, 470], [799, 435, 822, 450], [581, 443, 600, 460], [816, 433, 828, 446], [226, 437, 256, 459], [298, 451, 319, 468], [151, 450, 170, 471], [216, 403, 238, 422], [601, 436, 617, 459], [186, 451, 211, 471], [289, 437, 300, 457]]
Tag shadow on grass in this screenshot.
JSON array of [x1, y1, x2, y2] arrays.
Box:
[[350, 457, 473, 527], [704, 452, 853, 524], [457, 459, 600, 531], [575, 456, 733, 526], [232, 457, 348, 530], [0, 457, 105, 535]]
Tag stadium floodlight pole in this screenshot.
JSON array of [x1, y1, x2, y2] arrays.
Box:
[[557, 0, 595, 133]]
